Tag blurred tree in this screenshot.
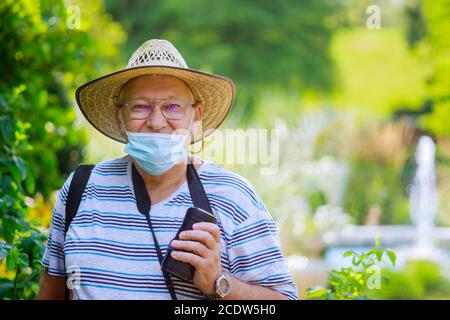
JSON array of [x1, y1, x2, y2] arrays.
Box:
[[403, 0, 427, 48], [0, 0, 125, 199], [105, 0, 342, 124], [344, 120, 416, 225], [329, 0, 450, 138], [415, 0, 450, 136], [331, 27, 428, 116]]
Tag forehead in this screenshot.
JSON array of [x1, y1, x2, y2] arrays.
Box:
[[120, 74, 193, 100]]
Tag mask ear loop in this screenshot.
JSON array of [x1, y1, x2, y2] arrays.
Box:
[[189, 120, 204, 156], [187, 102, 204, 156]]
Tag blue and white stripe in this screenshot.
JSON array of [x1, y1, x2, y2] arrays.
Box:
[[41, 155, 298, 300]]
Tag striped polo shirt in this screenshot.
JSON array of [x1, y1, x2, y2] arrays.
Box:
[[41, 155, 298, 300]]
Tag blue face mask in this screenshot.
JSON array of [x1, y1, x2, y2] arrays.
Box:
[[124, 117, 194, 176]]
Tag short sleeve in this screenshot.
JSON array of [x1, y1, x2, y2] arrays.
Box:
[[227, 208, 299, 300], [41, 171, 74, 277]]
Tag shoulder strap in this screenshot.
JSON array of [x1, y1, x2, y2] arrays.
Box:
[[64, 164, 95, 236], [132, 163, 178, 300], [131, 159, 212, 301], [186, 161, 213, 213]]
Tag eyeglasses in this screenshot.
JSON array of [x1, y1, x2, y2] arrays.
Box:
[[115, 97, 196, 120]]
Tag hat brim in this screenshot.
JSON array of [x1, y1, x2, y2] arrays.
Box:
[[75, 65, 236, 144]]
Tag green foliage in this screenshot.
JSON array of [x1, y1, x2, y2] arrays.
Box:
[[0, 230, 46, 299], [331, 28, 427, 115], [0, 0, 448, 300], [105, 0, 342, 124], [418, 0, 450, 136], [307, 235, 396, 300], [0, 0, 125, 300], [341, 120, 417, 225], [344, 159, 411, 225], [0, 0, 125, 198], [329, 0, 450, 138], [368, 260, 450, 300], [0, 87, 46, 299]]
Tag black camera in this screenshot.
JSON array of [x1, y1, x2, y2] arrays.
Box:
[[161, 207, 217, 281]]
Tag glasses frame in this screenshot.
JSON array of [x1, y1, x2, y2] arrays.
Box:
[[114, 96, 198, 121]]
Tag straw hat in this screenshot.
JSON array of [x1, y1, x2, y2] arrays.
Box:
[[75, 39, 236, 144]]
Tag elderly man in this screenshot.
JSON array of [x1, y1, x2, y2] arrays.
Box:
[[37, 39, 298, 300]]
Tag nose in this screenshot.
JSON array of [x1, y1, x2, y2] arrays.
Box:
[[144, 105, 167, 131]]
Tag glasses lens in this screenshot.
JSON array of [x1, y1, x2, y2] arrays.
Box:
[[162, 101, 186, 119], [128, 103, 152, 119], [124, 99, 189, 120]]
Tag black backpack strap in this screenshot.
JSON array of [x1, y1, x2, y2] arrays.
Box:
[[63, 164, 95, 300], [64, 164, 95, 236]]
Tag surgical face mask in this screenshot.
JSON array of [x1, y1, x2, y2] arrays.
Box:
[[123, 114, 194, 176]]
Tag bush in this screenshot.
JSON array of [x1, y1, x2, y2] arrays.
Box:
[[0, 0, 125, 299], [306, 235, 396, 300], [368, 260, 450, 300]]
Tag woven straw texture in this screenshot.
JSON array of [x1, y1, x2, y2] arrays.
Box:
[[76, 39, 236, 144]]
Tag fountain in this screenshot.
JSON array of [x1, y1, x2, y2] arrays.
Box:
[[398, 136, 447, 262], [287, 135, 450, 298], [324, 135, 450, 270]]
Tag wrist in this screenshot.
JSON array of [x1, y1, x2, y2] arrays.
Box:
[[205, 271, 232, 300]]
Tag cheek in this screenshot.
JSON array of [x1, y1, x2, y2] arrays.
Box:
[[171, 120, 188, 131], [123, 118, 146, 133], [127, 121, 141, 132], [170, 115, 193, 132]]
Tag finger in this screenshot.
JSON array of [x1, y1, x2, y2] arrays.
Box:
[[193, 222, 221, 243], [179, 230, 216, 249], [170, 251, 204, 268], [170, 240, 209, 258]]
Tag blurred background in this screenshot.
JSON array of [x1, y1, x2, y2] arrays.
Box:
[[1, 0, 450, 299]]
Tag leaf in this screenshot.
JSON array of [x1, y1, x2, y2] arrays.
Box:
[[306, 288, 330, 299], [0, 116, 14, 143], [386, 249, 397, 266], [13, 156, 26, 182], [15, 231, 31, 239], [6, 248, 20, 271], [5, 247, 29, 271], [10, 164, 22, 185], [375, 248, 384, 261], [24, 161, 35, 194], [343, 250, 355, 258], [352, 256, 362, 266], [13, 84, 26, 97], [0, 247, 8, 261], [18, 252, 29, 269]]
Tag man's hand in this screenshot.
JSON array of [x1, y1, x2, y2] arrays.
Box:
[[170, 222, 222, 295]]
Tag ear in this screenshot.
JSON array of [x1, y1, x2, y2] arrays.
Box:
[[116, 107, 128, 135], [188, 103, 203, 146], [193, 103, 203, 122]]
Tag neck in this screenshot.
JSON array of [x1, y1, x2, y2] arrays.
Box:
[[133, 156, 189, 192]]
